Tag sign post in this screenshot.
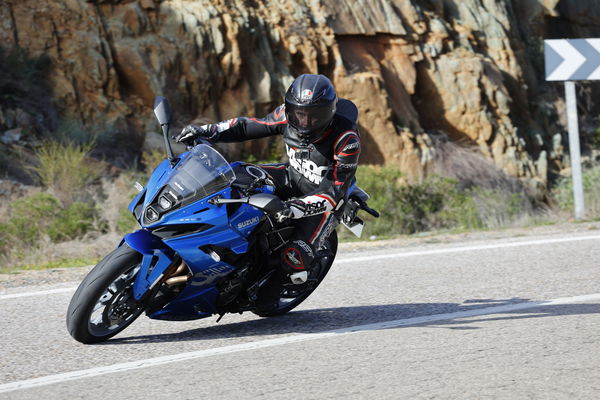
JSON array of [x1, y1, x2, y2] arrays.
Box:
[[545, 38, 600, 219]]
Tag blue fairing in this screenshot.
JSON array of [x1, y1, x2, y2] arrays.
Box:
[[124, 145, 274, 320]]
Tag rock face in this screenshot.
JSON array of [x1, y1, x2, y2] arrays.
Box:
[[0, 0, 599, 187]]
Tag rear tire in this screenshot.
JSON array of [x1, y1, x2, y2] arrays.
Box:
[[253, 231, 338, 317], [66, 245, 144, 344]]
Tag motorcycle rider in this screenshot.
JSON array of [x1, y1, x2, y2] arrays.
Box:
[[175, 74, 360, 285]]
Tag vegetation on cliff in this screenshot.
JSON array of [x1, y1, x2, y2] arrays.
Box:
[[1, 0, 600, 272], [1, 132, 599, 272]]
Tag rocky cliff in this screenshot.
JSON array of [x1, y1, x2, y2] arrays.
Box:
[[1, 0, 599, 190]]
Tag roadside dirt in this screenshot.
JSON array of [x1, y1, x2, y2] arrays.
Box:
[[1, 221, 598, 290]]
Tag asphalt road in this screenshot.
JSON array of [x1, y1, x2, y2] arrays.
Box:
[[1, 230, 600, 399]]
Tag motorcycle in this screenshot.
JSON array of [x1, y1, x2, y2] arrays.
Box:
[[66, 97, 379, 344]]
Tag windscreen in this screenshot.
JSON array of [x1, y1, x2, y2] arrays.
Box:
[[166, 144, 235, 204]]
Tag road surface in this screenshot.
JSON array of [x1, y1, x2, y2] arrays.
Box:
[[1, 229, 599, 399]]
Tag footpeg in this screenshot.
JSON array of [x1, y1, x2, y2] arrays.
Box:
[[289, 271, 308, 284]]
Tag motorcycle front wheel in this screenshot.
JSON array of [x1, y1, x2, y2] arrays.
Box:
[[66, 244, 144, 344]]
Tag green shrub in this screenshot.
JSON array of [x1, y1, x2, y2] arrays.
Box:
[[116, 208, 138, 235], [344, 166, 536, 240], [594, 125, 600, 147], [439, 188, 482, 230], [27, 140, 101, 204], [0, 192, 99, 256], [142, 148, 168, 174], [553, 164, 600, 218], [351, 166, 404, 237], [46, 202, 97, 241], [396, 177, 455, 233], [2, 192, 60, 246]]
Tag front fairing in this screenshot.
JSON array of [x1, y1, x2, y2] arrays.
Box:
[[128, 145, 236, 228]]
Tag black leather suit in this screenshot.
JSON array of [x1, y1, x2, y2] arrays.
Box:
[[206, 99, 361, 273]]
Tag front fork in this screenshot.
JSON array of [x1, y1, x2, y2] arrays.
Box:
[[122, 229, 178, 300]]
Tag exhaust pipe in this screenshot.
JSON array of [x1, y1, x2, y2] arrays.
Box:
[[165, 260, 190, 287], [165, 275, 190, 286]]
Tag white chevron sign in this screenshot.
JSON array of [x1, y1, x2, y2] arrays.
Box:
[[545, 39, 600, 81], [544, 38, 598, 219]]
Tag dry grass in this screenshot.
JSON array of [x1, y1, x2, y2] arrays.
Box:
[[428, 135, 530, 194], [98, 173, 140, 234], [0, 231, 122, 273]]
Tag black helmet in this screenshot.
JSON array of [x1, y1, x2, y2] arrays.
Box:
[[284, 74, 337, 140]]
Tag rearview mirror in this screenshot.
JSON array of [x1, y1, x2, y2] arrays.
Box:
[[153, 96, 174, 162], [153, 96, 172, 126]]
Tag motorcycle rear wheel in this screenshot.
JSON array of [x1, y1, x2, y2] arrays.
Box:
[[66, 244, 144, 344], [253, 230, 338, 317]]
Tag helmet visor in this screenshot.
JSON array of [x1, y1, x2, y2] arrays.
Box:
[[285, 103, 333, 133]]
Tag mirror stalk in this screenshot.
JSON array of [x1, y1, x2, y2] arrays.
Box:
[[161, 124, 175, 164]]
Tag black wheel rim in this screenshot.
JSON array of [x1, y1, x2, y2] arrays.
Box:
[[88, 264, 142, 337]]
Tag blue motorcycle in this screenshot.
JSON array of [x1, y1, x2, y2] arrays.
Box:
[[67, 97, 379, 344]]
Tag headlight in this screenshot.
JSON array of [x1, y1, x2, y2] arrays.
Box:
[[158, 195, 173, 210], [146, 206, 159, 222], [143, 187, 180, 225]]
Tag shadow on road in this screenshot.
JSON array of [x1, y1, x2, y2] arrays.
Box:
[[104, 298, 600, 345]]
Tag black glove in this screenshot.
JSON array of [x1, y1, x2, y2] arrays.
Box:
[[173, 124, 216, 146]]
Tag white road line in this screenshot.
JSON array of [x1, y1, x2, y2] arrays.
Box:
[[1, 292, 599, 393], [2, 234, 599, 301], [334, 234, 600, 264], [0, 287, 76, 300]]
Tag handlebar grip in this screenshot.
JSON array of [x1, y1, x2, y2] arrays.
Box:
[[363, 206, 380, 218], [353, 197, 380, 218]]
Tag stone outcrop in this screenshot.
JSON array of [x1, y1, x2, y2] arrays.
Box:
[[0, 0, 599, 188]]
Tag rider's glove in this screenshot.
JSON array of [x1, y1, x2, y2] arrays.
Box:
[[173, 124, 217, 146], [274, 199, 306, 222]]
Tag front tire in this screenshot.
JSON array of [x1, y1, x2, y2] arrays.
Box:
[[253, 231, 338, 317], [66, 245, 144, 344]]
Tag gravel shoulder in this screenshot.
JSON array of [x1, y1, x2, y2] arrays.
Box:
[[2, 221, 599, 290]]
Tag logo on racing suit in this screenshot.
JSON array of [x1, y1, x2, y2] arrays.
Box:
[[293, 240, 314, 258], [317, 217, 336, 250], [304, 200, 327, 216], [342, 141, 360, 152], [337, 162, 358, 169], [286, 145, 327, 184]]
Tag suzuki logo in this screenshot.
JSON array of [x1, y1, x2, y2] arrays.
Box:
[[237, 216, 260, 229]]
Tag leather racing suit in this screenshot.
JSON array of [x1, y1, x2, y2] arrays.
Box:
[[202, 99, 361, 275]]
